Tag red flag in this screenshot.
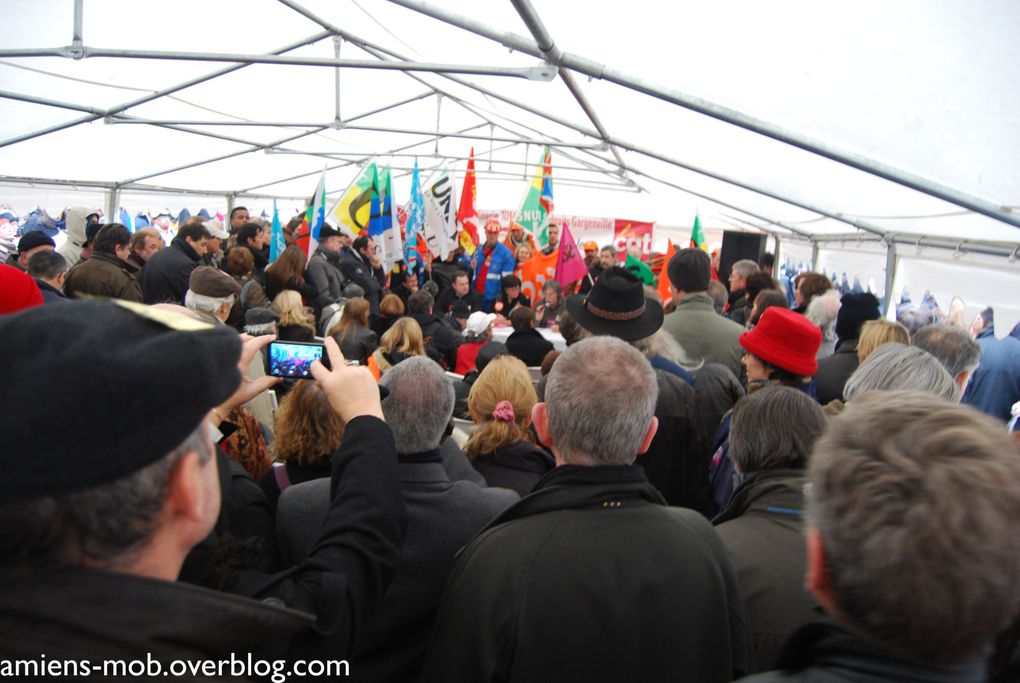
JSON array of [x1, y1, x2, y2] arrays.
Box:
[[657, 239, 676, 305], [555, 223, 589, 288], [456, 148, 479, 255]]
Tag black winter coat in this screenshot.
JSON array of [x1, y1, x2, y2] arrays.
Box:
[[470, 440, 554, 497], [637, 368, 712, 515], [738, 621, 986, 683], [505, 327, 555, 367], [0, 416, 406, 665], [339, 250, 386, 314], [275, 457, 518, 682], [408, 311, 462, 369], [814, 339, 859, 405], [420, 465, 753, 683], [140, 237, 202, 304]]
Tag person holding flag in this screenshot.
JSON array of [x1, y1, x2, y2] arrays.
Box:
[[469, 219, 515, 313]]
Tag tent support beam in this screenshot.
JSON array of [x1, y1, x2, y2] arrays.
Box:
[[781, 230, 1018, 260], [269, 2, 637, 188], [333, 36, 343, 122], [325, 24, 890, 237], [883, 242, 898, 316], [0, 175, 309, 201], [328, 124, 607, 150], [386, 0, 1020, 231], [105, 187, 120, 225], [265, 150, 621, 173], [71, 0, 84, 56], [118, 128, 327, 186], [0, 46, 556, 80], [233, 122, 490, 194], [624, 164, 815, 238], [116, 91, 437, 190], [509, 0, 630, 175], [0, 31, 332, 150]]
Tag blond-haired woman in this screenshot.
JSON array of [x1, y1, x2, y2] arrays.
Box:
[[857, 319, 910, 364], [466, 355, 553, 495], [259, 380, 346, 514], [367, 316, 426, 381], [273, 289, 315, 342]]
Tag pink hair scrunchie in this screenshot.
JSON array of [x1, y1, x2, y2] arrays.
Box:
[[492, 400, 515, 423]]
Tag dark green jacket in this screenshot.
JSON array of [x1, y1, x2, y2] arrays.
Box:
[[714, 469, 818, 671]]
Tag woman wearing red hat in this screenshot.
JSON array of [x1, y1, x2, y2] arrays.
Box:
[[739, 307, 823, 397], [708, 307, 823, 515]]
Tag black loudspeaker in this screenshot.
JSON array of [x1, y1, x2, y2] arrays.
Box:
[[719, 231, 767, 288]]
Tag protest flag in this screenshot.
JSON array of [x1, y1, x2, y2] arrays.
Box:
[[554, 223, 589, 288], [269, 199, 286, 264], [456, 148, 480, 255], [657, 239, 676, 305]]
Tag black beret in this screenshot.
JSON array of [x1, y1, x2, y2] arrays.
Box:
[[245, 306, 280, 326], [17, 231, 55, 254], [0, 301, 242, 501], [835, 293, 881, 341], [318, 224, 344, 239]]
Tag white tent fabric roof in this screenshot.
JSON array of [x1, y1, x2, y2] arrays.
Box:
[[2, 0, 1017, 236], [2, 0, 1019, 330]]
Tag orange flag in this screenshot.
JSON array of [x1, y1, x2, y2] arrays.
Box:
[[657, 240, 676, 306], [517, 249, 558, 304]]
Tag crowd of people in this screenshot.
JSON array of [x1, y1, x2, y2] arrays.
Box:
[[2, 204, 1020, 682]]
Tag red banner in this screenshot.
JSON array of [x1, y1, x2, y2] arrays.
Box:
[[613, 219, 654, 262]]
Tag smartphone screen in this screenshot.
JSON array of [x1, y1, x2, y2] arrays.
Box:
[[267, 340, 329, 378]]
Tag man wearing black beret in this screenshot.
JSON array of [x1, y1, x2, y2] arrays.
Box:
[[6, 230, 55, 272], [0, 301, 406, 667]]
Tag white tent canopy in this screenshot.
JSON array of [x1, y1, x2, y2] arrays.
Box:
[[2, 0, 1019, 329]]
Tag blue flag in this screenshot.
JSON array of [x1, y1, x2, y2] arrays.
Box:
[[269, 200, 285, 264], [118, 208, 133, 233], [404, 159, 424, 274]]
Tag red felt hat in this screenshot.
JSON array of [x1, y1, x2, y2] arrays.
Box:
[[0, 264, 43, 315], [739, 307, 822, 376]]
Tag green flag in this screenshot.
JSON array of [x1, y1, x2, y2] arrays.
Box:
[[625, 252, 655, 286], [690, 213, 708, 252]]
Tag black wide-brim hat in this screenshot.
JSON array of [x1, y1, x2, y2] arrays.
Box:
[[566, 266, 663, 342]]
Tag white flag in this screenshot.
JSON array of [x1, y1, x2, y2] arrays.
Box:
[[423, 170, 456, 260]]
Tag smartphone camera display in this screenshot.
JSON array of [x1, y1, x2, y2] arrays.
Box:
[[268, 341, 328, 378]]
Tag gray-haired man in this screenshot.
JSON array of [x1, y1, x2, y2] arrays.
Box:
[[421, 336, 752, 683], [277, 356, 517, 682], [739, 391, 1020, 682]]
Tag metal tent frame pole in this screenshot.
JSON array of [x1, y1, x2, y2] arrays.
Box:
[[316, 20, 891, 238], [0, 31, 332, 149], [233, 122, 491, 194], [0, 46, 556, 80], [508, 0, 631, 178], [387, 0, 1020, 232]]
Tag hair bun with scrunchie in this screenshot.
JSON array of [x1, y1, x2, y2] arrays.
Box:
[[491, 400, 515, 423]]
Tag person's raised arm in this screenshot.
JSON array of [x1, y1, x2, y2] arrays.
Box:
[[256, 337, 404, 659]]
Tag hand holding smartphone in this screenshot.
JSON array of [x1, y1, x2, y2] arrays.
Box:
[[268, 340, 331, 378]]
